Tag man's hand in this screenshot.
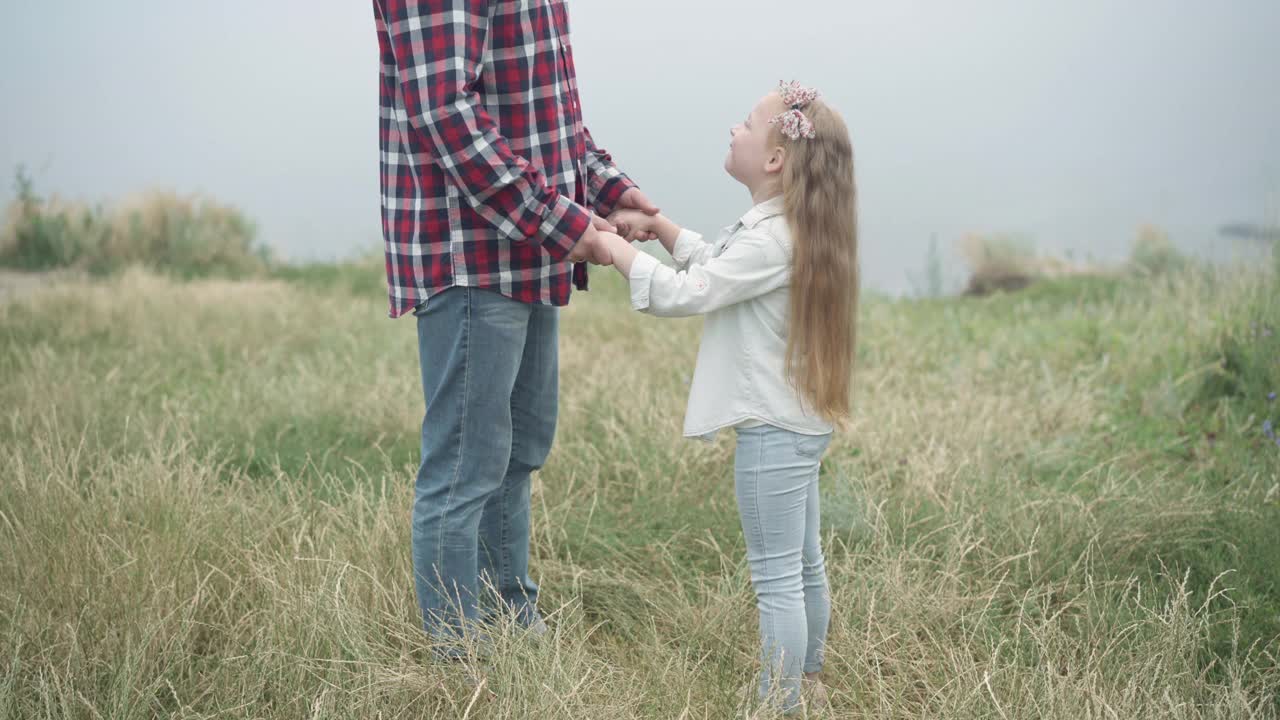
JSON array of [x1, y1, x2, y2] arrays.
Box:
[[613, 189, 661, 241], [617, 188, 660, 216], [590, 213, 617, 235], [567, 224, 614, 266]]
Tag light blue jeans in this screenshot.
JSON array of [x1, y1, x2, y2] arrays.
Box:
[[734, 425, 832, 712], [412, 287, 556, 654]]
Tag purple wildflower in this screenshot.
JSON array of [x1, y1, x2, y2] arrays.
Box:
[[1265, 419, 1275, 439], [1270, 392, 1277, 402]]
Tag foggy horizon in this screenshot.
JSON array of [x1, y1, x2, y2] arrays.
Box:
[[2, 1, 1278, 294]]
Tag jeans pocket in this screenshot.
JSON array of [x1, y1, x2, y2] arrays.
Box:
[[792, 432, 831, 460]]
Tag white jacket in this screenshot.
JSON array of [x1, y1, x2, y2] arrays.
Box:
[[628, 196, 835, 440]]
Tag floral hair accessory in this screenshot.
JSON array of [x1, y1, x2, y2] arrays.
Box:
[[770, 109, 816, 140], [769, 80, 820, 140], [777, 80, 820, 109]]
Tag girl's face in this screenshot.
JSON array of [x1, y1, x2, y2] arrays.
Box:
[[725, 92, 788, 189]]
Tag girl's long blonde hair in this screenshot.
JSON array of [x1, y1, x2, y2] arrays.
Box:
[[772, 94, 859, 424]]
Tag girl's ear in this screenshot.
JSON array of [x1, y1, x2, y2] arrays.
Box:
[[765, 146, 786, 175]]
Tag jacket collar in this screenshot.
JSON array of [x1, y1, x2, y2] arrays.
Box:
[[738, 195, 785, 229]]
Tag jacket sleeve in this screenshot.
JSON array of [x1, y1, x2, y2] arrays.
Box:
[[627, 230, 790, 317]]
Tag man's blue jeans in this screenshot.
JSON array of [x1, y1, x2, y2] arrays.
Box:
[[412, 287, 557, 651]]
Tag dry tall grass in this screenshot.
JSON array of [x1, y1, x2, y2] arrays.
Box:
[[958, 233, 1131, 297], [1, 264, 1277, 718], [0, 171, 266, 277]]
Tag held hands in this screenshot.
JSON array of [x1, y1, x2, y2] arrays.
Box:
[[567, 214, 625, 266], [610, 188, 662, 242], [567, 188, 663, 266], [607, 208, 661, 242]]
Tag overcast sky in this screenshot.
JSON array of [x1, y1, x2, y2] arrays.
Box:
[[2, 2, 1277, 293]]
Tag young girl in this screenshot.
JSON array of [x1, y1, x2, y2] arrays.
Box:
[[598, 81, 858, 713]]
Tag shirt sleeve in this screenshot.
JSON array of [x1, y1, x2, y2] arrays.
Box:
[[670, 228, 716, 271], [380, 0, 589, 260], [582, 126, 637, 217], [628, 230, 790, 317]]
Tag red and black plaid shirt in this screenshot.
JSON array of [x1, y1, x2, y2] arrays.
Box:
[[372, 0, 637, 318]]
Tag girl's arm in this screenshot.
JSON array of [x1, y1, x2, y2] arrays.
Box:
[[602, 231, 789, 318], [605, 233, 643, 279], [615, 211, 715, 270]]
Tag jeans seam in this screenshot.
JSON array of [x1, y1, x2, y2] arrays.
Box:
[[499, 474, 510, 606], [750, 432, 780, 691], [499, 306, 529, 612], [434, 289, 471, 613], [803, 471, 825, 674]]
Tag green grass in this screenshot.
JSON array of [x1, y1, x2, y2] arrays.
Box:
[[1, 261, 1278, 718], [267, 257, 387, 301]]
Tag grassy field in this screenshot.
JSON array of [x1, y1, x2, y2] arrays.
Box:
[[2, 257, 1278, 718]]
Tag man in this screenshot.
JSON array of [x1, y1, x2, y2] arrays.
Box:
[[371, 0, 658, 653]]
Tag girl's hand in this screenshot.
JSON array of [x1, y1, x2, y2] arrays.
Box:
[[608, 209, 660, 242]]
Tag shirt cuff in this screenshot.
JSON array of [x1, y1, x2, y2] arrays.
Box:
[[538, 194, 592, 261], [670, 228, 705, 266], [628, 251, 661, 311], [589, 173, 637, 217]]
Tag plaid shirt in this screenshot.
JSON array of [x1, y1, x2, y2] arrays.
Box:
[[373, 0, 637, 318]]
